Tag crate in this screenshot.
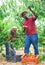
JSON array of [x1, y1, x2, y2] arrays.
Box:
[[21, 54, 39, 64]]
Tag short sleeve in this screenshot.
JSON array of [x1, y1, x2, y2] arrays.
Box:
[[31, 16, 36, 21]]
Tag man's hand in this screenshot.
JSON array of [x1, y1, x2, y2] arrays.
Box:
[[28, 6, 38, 20], [22, 27, 26, 32], [9, 47, 13, 52], [22, 26, 28, 33], [28, 6, 32, 10]]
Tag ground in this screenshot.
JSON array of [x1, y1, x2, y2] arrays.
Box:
[[0, 46, 45, 65]]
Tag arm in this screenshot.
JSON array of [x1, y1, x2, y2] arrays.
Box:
[[22, 26, 28, 32], [22, 28, 25, 32], [28, 6, 38, 20]]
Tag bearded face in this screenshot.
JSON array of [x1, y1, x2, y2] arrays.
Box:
[[23, 13, 29, 20], [10, 28, 16, 37]]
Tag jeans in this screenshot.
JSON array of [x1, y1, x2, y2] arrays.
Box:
[[24, 34, 39, 55], [4, 41, 16, 56]]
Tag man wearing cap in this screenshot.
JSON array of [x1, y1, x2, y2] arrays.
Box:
[[21, 6, 39, 58], [4, 27, 17, 60]]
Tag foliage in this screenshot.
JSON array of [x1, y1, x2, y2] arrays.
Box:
[[0, 0, 45, 54]]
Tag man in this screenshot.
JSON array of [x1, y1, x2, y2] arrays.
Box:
[[21, 6, 39, 58], [4, 27, 17, 60]]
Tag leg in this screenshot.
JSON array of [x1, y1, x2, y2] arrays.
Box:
[[24, 35, 31, 54], [10, 44, 16, 56], [4, 41, 10, 60], [11, 49, 16, 56], [5, 42, 9, 55], [31, 34, 39, 55]]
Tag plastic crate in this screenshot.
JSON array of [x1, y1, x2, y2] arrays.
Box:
[[21, 54, 39, 64]]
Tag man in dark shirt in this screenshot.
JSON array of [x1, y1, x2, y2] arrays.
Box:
[[4, 27, 16, 60]]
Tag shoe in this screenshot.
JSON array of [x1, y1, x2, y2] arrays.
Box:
[[36, 55, 39, 59], [21, 54, 29, 59]]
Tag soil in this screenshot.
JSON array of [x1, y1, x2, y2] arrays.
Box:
[[0, 46, 45, 65]]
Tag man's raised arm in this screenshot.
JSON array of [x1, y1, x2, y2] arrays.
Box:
[[28, 6, 38, 20]]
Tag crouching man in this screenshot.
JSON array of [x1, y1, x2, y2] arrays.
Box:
[[4, 26, 17, 60]]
